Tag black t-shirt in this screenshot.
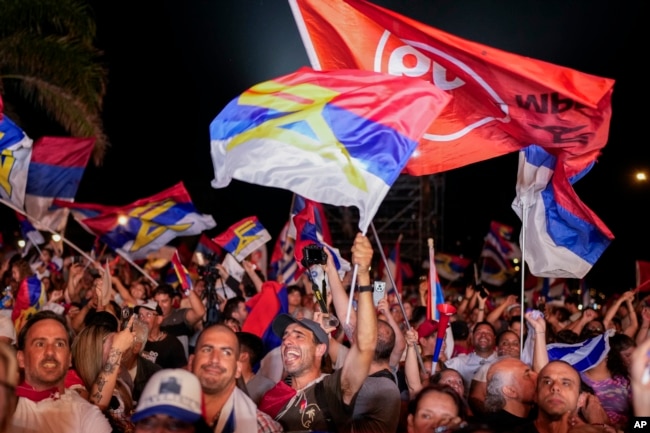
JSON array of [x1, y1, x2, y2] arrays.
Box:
[[141, 334, 188, 369]]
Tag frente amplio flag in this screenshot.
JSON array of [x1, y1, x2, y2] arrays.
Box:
[[289, 0, 614, 177], [210, 67, 449, 233], [0, 114, 32, 208], [65, 182, 216, 260], [212, 216, 271, 263], [25, 136, 95, 232]]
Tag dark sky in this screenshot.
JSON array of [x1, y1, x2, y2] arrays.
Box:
[[67, 0, 646, 293]]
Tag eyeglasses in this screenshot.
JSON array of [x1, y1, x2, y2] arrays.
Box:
[[135, 416, 193, 432], [138, 312, 158, 320]]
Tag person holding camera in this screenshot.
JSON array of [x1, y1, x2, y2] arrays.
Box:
[[258, 233, 377, 432]]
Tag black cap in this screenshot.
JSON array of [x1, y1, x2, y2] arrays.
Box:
[[272, 314, 329, 349]]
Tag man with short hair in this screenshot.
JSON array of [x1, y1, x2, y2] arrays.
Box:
[[483, 358, 538, 428], [259, 233, 377, 432], [223, 296, 248, 328], [511, 360, 610, 433], [190, 324, 282, 432], [153, 284, 205, 337], [236, 331, 275, 405], [11, 311, 112, 433], [446, 320, 498, 396]]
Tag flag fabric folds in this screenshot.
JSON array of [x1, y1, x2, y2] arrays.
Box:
[[0, 115, 32, 208], [522, 311, 611, 372], [480, 221, 521, 286], [636, 260, 650, 293], [171, 249, 193, 291], [435, 253, 471, 282], [16, 213, 45, 256], [289, 0, 615, 176], [242, 281, 289, 353], [61, 183, 216, 260], [210, 67, 450, 233], [12, 275, 46, 332], [212, 216, 271, 263], [269, 221, 302, 286], [25, 136, 94, 232], [292, 199, 350, 274], [287, 195, 332, 244], [381, 236, 413, 295], [512, 145, 613, 278]]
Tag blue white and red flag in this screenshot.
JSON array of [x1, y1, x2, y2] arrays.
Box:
[[212, 216, 271, 263], [210, 67, 449, 233], [25, 136, 94, 231]]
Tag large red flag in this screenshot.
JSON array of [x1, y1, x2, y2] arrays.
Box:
[[289, 0, 614, 176]]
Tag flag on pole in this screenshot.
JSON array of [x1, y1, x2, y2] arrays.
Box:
[[61, 183, 216, 260], [289, 0, 614, 176], [16, 212, 45, 256], [293, 200, 349, 273], [12, 275, 46, 332], [0, 115, 32, 208], [269, 221, 302, 285], [25, 136, 94, 232], [287, 195, 332, 244], [435, 253, 471, 282], [171, 249, 193, 291], [210, 67, 450, 233], [636, 260, 650, 293], [480, 221, 521, 286], [212, 216, 271, 263], [512, 145, 613, 278]]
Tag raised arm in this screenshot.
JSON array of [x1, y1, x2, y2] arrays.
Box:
[[637, 306, 650, 346], [324, 248, 356, 336], [525, 311, 549, 372], [242, 260, 264, 294], [376, 297, 406, 369], [111, 276, 136, 307], [184, 287, 207, 327], [340, 234, 377, 405], [603, 290, 635, 335], [404, 327, 425, 397], [89, 317, 135, 410], [486, 294, 516, 328]]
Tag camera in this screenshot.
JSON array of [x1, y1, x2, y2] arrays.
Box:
[[301, 244, 327, 268]]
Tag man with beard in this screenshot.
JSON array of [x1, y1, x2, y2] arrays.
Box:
[[11, 311, 112, 433], [483, 358, 538, 428], [445, 321, 498, 397], [258, 233, 377, 432], [189, 324, 282, 433]]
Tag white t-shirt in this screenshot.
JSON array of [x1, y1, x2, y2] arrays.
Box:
[[11, 389, 112, 433]]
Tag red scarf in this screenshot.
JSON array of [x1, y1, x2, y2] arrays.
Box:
[[16, 382, 61, 402]]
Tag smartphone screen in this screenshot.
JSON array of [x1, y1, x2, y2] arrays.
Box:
[[373, 281, 386, 306]]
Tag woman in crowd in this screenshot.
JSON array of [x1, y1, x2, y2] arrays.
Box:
[[72, 321, 136, 432], [406, 384, 468, 433]]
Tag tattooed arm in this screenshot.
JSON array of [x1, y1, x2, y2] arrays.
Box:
[[89, 317, 135, 410]]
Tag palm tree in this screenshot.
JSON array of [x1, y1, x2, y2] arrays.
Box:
[[0, 0, 108, 164]]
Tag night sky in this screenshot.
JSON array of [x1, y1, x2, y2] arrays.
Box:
[[44, 0, 648, 293]]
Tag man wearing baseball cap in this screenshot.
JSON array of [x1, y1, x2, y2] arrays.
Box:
[[136, 300, 188, 369], [132, 369, 211, 433], [259, 233, 378, 432]]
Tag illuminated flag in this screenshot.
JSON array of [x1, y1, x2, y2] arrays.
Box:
[[25, 136, 94, 232], [12, 275, 46, 332], [212, 216, 271, 263], [435, 253, 471, 282], [289, 0, 614, 176], [0, 115, 32, 208], [171, 249, 192, 291], [210, 67, 449, 233], [512, 146, 613, 278], [62, 183, 216, 260]]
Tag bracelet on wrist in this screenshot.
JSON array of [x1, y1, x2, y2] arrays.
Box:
[[357, 285, 373, 293]]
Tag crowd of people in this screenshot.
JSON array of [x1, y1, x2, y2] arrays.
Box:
[[0, 234, 649, 433]]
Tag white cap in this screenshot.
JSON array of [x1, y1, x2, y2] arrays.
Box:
[[131, 369, 203, 423]]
